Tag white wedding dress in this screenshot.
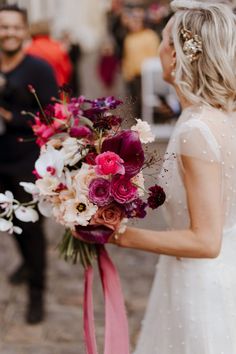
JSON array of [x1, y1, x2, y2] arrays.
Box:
[[134, 105, 236, 354]]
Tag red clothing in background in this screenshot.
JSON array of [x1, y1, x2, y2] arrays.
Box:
[[26, 35, 72, 86]]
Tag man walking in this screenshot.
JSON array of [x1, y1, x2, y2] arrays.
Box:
[[0, 4, 58, 324]]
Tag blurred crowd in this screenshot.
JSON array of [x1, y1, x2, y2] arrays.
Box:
[[102, 0, 174, 118]]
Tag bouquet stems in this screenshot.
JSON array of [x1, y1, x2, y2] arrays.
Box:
[[58, 229, 98, 268]]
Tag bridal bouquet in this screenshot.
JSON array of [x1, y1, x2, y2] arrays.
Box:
[[0, 87, 166, 354], [0, 87, 165, 267]]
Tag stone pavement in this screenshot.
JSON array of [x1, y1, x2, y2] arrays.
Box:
[[0, 214, 167, 354], [0, 143, 168, 354]]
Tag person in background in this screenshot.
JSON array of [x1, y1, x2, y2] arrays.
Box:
[[122, 5, 160, 117], [60, 30, 81, 95], [0, 4, 58, 324], [26, 20, 72, 87], [107, 0, 127, 62], [98, 37, 120, 91]]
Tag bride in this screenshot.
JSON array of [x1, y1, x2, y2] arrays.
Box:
[[110, 1, 236, 353]]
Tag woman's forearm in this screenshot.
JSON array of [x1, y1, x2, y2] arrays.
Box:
[[114, 226, 222, 259]]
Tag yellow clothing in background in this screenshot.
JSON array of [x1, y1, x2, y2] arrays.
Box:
[[122, 28, 160, 82]]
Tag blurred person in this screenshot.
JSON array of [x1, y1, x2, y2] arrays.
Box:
[[26, 20, 72, 87], [98, 37, 120, 91], [60, 30, 81, 95], [107, 0, 127, 61], [146, 3, 172, 37], [122, 6, 160, 117], [0, 4, 58, 324]]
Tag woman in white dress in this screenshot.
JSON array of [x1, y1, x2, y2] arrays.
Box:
[[111, 1, 236, 353]]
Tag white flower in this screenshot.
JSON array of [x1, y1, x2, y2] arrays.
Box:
[[131, 172, 145, 197], [14, 206, 39, 223], [117, 218, 128, 234], [38, 198, 53, 217], [60, 137, 87, 166], [74, 163, 97, 195], [0, 190, 14, 203], [0, 191, 14, 215], [63, 194, 98, 227], [36, 176, 59, 196], [0, 218, 22, 234], [131, 119, 155, 144], [35, 145, 64, 178], [0, 218, 13, 232], [20, 182, 40, 201]]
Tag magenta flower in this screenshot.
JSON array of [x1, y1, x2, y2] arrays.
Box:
[[147, 185, 166, 209], [86, 96, 123, 111], [54, 103, 68, 120], [70, 125, 91, 138], [85, 152, 98, 165], [95, 151, 125, 176], [101, 130, 144, 177], [74, 224, 114, 244], [68, 96, 84, 116], [125, 198, 147, 219], [111, 175, 138, 204], [88, 178, 113, 206]]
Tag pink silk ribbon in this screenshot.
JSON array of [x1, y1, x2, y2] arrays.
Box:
[[84, 246, 130, 354]]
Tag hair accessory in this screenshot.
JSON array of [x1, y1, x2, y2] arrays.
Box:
[[181, 28, 202, 63], [171, 0, 210, 11]]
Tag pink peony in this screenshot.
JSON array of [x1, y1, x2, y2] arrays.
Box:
[[95, 151, 125, 176], [111, 175, 138, 204]]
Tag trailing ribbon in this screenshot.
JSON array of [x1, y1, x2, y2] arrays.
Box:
[[83, 246, 130, 354]]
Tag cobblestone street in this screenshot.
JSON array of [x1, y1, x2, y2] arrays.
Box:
[[0, 213, 166, 354]]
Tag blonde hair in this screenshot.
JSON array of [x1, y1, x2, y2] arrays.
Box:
[[170, 0, 236, 112]]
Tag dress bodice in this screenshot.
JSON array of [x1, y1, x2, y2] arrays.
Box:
[[159, 105, 236, 232]]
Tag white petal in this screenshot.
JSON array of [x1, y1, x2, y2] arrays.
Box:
[[14, 206, 39, 223], [0, 218, 13, 232], [20, 182, 39, 195], [38, 199, 53, 217], [131, 119, 155, 144], [0, 191, 14, 203], [35, 145, 64, 177], [13, 226, 23, 234]]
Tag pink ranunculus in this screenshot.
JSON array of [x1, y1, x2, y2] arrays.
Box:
[[54, 103, 68, 120], [88, 178, 112, 206], [111, 175, 138, 204], [90, 202, 124, 231], [95, 151, 125, 176]]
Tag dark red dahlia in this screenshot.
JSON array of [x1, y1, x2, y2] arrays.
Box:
[[147, 185, 166, 210]]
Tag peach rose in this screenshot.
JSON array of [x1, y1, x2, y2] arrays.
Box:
[[90, 203, 124, 231]]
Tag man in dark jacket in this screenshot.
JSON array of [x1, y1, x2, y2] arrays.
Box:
[[0, 4, 58, 324]]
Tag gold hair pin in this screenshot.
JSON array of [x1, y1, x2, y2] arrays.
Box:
[[181, 28, 203, 63]]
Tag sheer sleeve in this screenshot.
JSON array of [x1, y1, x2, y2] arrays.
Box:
[[174, 118, 221, 165]]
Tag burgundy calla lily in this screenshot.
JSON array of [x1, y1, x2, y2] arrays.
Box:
[[101, 130, 145, 177], [74, 224, 113, 244]]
